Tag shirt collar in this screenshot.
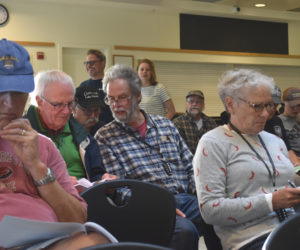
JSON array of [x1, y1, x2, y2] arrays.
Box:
[[37, 108, 67, 136], [114, 109, 154, 134]]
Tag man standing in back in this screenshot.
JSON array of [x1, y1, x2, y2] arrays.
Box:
[[173, 90, 217, 155], [80, 49, 113, 124]]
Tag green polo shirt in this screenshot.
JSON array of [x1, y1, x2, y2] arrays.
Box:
[[31, 107, 86, 179]]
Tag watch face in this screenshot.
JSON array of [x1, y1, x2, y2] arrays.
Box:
[[0, 4, 9, 25]]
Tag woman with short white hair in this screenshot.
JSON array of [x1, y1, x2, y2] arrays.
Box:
[[194, 69, 300, 250]]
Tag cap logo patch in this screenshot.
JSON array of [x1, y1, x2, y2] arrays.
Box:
[[0, 55, 20, 69], [84, 91, 99, 99]]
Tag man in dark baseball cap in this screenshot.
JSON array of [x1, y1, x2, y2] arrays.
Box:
[[271, 85, 282, 105], [73, 85, 104, 134], [265, 86, 300, 167], [279, 87, 300, 160]]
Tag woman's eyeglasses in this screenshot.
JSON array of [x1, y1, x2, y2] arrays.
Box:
[[238, 97, 273, 113]]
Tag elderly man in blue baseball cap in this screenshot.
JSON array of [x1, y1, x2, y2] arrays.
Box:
[[0, 39, 114, 249]]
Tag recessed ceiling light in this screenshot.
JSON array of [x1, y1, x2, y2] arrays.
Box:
[[255, 3, 266, 8]]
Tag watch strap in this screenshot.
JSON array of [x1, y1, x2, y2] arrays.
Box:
[[34, 168, 56, 187]]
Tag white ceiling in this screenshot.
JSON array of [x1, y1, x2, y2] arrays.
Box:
[[99, 0, 300, 12], [196, 0, 300, 12], [15, 0, 300, 15]]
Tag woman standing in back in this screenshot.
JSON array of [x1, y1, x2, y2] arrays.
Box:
[[137, 59, 176, 120]]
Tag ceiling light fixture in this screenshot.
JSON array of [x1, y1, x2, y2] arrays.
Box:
[[255, 3, 266, 8]]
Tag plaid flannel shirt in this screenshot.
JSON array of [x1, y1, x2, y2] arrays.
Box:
[[173, 112, 217, 155], [95, 111, 195, 194]]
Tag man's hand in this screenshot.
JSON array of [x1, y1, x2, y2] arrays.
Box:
[[70, 176, 78, 185], [0, 118, 41, 171], [176, 208, 186, 218], [101, 173, 119, 181]]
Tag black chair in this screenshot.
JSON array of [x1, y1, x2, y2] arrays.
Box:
[[262, 213, 300, 250], [81, 242, 171, 250], [80, 179, 176, 247]]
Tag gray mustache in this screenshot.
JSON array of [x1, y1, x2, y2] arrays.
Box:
[[85, 118, 99, 124]]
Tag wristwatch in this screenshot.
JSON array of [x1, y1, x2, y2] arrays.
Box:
[[34, 168, 56, 187]]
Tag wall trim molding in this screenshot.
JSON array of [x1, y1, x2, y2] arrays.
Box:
[[114, 45, 300, 59], [14, 41, 55, 47]]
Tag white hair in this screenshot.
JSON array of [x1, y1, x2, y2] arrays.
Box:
[[218, 68, 275, 109], [30, 70, 75, 105]]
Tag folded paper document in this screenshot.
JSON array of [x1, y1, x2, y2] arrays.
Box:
[[74, 178, 107, 193], [0, 216, 118, 248]]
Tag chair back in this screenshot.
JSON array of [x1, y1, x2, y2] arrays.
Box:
[[82, 242, 171, 250], [80, 179, 176, 246], [262, 213, 300, 250]]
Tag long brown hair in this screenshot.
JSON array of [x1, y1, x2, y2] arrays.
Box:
[[137, 59, 158, 86]]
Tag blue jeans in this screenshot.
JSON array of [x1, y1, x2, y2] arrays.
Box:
[[174, 193, 222, 250], [168, 216, 199, 250]]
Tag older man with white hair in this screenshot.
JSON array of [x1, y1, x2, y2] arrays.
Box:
[[25, 70, 105, 182]]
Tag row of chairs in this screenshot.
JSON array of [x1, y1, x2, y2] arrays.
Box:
[[80, 179, 300, 250], [80, 179, 176, 249]]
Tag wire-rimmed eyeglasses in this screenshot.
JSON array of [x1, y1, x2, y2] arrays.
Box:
[[104, 95, 132, 106], [41, 96, 75, 111]]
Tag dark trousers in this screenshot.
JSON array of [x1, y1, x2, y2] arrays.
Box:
[[169, 216, 199, 250], [174, 193, 222, 250]]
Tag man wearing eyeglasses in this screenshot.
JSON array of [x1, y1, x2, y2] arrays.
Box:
[[25, 70, 105, 182], [0, 39, 113, 249], [80, 49, 113, 124], [279, 87, 300, 161], [173, 90, 217, 155], [73, 85, 105, 136], [95, 65, 222, 250], [264, 86, 300, 168]]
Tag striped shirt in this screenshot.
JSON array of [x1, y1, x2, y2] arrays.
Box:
[[95, 111, 195, 194], [139, 83, 171, 117]]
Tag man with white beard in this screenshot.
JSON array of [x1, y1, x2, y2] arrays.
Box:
[[94, 65, 222, 250], [173, 90, 217, 155]]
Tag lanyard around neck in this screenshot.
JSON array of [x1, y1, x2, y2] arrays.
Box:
[[228, 121, 277, 187], [116, 121, 173, 176]]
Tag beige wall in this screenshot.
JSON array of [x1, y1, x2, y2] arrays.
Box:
[[1, 0, 300, 72], [1, 0, 300, 115]]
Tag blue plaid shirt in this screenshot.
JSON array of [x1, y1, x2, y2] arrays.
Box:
[[95, 111, 196, 194]]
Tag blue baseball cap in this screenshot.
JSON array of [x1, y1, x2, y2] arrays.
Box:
[[0, 38, 34, 93]]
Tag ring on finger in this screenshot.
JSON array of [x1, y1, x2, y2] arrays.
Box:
[[21, 129, 26, 136]]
